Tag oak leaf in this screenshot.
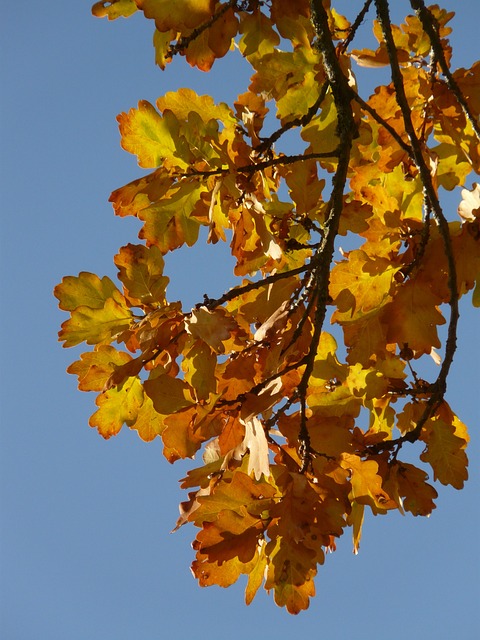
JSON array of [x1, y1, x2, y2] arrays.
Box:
[[186, 306, 240, 353], [54, 272, 122, 312], [67, 345, 132, 392], [181, 339, 217, 401], [383, 281, 446, 355], [330, 250, 400, 323], [240, 416, 271, 481], [114, 243, 169, 307], [420, 416, 469, 489], [58, 297, 132, 348], [143, 373, 194, 415], [340, 454, 396, 514], [384, 463, 438, 517], [136, 0, 214, 32], [89, 377, 143, 439], [91, 0, 137, 20], [117, 100, 189, 170]]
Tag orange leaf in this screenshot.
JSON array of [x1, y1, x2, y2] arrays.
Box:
[[137, 0, 214, 32]]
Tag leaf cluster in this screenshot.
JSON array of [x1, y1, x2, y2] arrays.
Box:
[[57, 0, 479, 613]]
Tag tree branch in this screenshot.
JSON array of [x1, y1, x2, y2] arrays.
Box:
[[375, 0, 460, 447], [294, 0, 358, 472], [409, 0, 480, 140]]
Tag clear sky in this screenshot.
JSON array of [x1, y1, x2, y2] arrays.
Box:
[[1, 2, 479, 638]]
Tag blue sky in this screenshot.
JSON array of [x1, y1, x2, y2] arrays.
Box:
[[1, 2, 479, 638]]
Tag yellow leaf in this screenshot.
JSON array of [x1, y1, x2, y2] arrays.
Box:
[[283, 159, 325, 217], [153, 28, 175, 70], [308, 385, 361, 418], [345, 362, 388, 401], [434, 142, 473, 190], [420, 417, 469, 489], [181, 340, 217, 401], [54, 272, 122, 311], [194, 470, 275, 524], [130, 392, 168, 442], [245, 541, 267, 605], [347, 502, 364, 554], [330, 250, 399, 323], [138, 180, 204, 252], [301, 91, 340, 156], [264, 536, 316, 614], [89, 378, 143, 439], [386, 463, 438, 516], [59, 297, 132, 348], [340, 453, 396, 514], [91, 0, 137, 20], [238, 11, 280, 59], [156, 88, 233, 125], [117, 100, 188, 169], [67, 345, 132, 391], [384, 281, 446, 355]]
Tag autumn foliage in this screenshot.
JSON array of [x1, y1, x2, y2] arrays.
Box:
[[55, 0, 479, 613]]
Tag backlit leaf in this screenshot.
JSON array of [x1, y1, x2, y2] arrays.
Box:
[[114, 243, 169, 306], [117, 100, 189, 170], [420, 416, 469, 489], [62, 1, 478, 612], [144, 373, 194, 415], [58, 297, 132, 348], [136, 0, 214, 31], [54, 272, 122, 311], [89, 377, 143, 439], [92, 0, 137, 20]]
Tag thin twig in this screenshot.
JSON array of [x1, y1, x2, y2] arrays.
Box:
[[350, 88, 413, 155], [339, 0, 374, 52], [180, 149, 340, 179], [254, 82, 330, 155], [199, 263, 311, 310]]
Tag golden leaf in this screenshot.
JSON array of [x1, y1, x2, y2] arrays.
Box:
[[58, 297, 132, 348], [67, 345, 132, 392], [89, 378, 143, 439], [330, 250, 400, 323], [420, 416, 469, 489], [340, 454, 396, 514], [136, 0, 214, 32], [117, 100, 188, 170]]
